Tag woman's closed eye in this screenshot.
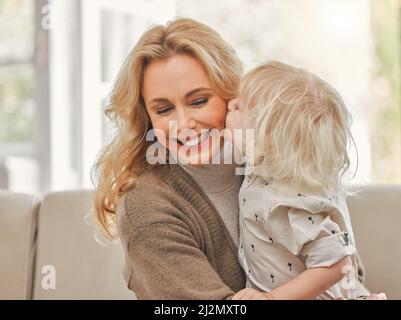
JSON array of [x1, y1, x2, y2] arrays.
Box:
[[191, 97, 209, 106], [154, 98, 209, 115], [155, 106, 173, 115]]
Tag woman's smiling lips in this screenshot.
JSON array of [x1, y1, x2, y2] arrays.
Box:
[[175, 129, 212, 148]]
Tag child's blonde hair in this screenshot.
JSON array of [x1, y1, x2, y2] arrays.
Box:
[[240, 60, 354, 194]]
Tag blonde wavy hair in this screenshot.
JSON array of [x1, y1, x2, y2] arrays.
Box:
[[92, 18, 242, 240], [240, 60, 355, 195]]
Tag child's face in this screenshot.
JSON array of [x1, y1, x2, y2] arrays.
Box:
[[225, 98, 244, 134], [225, 98, 247, 153], [225, 97, 256, 159]]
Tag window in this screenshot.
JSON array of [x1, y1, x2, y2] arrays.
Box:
[[0, 0, 40, 193], [1, 0, 399, 196], [79, 0, 176, 188], [177, 0, 401, 184]]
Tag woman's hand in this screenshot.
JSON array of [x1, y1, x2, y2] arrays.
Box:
[[232, 288, 273, 300]]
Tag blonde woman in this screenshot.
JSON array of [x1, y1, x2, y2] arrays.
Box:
[[225, 61, 386, 300], [93, 18, 372, 300], [92, 17, 247, 300]]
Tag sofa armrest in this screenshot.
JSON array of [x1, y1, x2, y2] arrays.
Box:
[[0, 190, 39, 299]]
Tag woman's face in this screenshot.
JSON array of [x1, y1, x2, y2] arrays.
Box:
[[142, 54, 228, 165]]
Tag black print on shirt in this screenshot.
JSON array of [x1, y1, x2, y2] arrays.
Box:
[[251, 244, 255, 252], [343, 232, 350, 246], [308, 216, 315, 224], [254, 209, 265, 221], [243, 175, 257, 191], [270, 274, 275, 284], [288, 263, 293, 271]]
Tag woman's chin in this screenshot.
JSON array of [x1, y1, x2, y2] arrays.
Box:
[[174, 135, 224, 165]]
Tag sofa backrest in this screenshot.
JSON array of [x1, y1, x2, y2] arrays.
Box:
[[32, 190, 134, 299], [347, 185, 401, 299], [0, 191, 39, 300], [1, 186, 400, 299]]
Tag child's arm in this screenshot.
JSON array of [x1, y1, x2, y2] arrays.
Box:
[[266, 256, 351, 300]]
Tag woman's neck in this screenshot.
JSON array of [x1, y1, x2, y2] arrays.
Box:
[[176, 141, 244, 193]]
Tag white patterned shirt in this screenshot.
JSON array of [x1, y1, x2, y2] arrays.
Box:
[[238, 173, 364, 299]]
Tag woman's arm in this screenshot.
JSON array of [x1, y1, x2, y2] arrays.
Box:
[[117, 180, 245, 300], [123, 222, 238, 300]]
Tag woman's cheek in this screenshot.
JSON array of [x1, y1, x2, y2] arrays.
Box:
[[148, 117, 170, 146], [210, 98, 229, 128], [231, 112, 241, 130], [225, 112, 233, 130]]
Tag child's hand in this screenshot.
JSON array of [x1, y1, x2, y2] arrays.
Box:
[[335, 293, 387, 300], [360, 293, 387, 300], [232, 288, 273, 300]]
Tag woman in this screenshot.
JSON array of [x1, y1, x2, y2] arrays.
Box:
[[92, 17, 370, 300]]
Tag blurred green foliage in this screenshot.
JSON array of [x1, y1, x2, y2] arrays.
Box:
[[370, 0, 401, 183], [0, 65, 35, 142]]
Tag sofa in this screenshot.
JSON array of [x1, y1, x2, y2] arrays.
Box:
[[0, 185, 400, 300]]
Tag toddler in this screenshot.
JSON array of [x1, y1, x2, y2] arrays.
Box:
[[225, 61, 386, 300]]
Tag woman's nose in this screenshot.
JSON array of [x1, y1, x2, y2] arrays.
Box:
[[176, 107, 196, 131]]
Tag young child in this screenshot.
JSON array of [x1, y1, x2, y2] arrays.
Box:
[[225, 61, 386, 300]]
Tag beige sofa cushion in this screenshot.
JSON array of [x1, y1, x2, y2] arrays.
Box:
[[32, 190, 134, 299], [1, 185, 399, 300], [0, 191, 39, 300], [348, 185, 401, 299]]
